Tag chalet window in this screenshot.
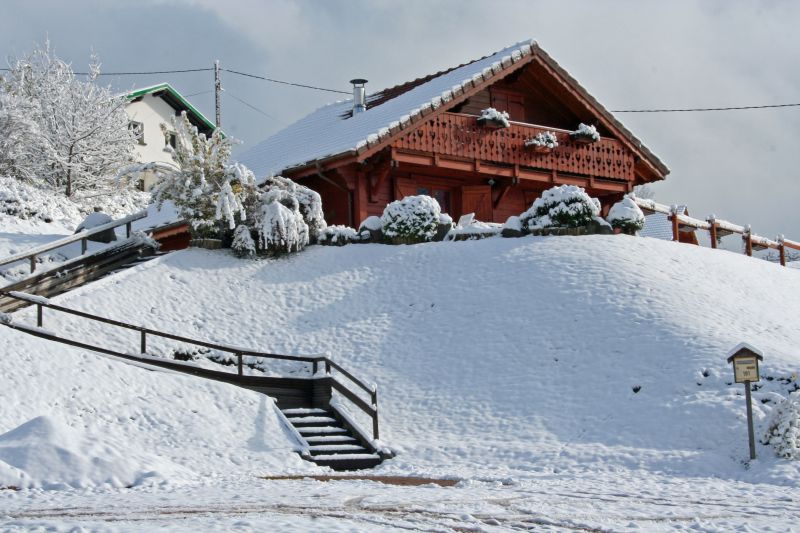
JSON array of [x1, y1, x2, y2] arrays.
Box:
[[128, 121, 145, 145], [165, 132, 177, 149], [417, 187, 451, 214]]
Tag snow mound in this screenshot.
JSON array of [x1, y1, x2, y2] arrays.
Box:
[[0, 416, 181, 490]]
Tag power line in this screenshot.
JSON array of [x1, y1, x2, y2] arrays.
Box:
[[183, 89, 213, 98], [611, 103, 800, 113], [226, 91, 285, 125], [0, 67, 213, 76], [222, 68, 350, 94]]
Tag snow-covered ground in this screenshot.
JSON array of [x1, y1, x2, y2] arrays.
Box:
[[2, 231, 800, 530]]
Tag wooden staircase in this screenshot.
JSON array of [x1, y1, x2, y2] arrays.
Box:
[[283, 408, 382, 470], [0, 292, 391, 471]]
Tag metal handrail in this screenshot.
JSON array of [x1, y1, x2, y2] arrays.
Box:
[[0, 210, 147, 273], [0, 290, 380, 438]]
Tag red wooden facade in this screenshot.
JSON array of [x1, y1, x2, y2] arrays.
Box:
[[281, 46, 669, 227]]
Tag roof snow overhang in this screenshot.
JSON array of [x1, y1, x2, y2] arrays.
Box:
[[241, 39, 669, 183], [125, 83, 218, 137]]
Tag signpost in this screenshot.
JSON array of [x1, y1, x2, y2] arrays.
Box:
[[727, 343, 764, 460]]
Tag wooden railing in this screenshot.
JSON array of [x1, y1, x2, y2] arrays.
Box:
[[0, 210, 147, 276], [635, 198, 800, 267], [392, 112, 636, 181], [0, 291, 381, 440]]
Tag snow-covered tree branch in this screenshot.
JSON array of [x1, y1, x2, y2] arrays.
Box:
[[147, 111, 257, 238], [1, 41, 136, 197]]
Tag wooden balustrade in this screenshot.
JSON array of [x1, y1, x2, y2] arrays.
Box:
[[392, 112, 636, 181], [634, 198, 798, 267]]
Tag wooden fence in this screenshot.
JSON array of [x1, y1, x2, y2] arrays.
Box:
[[634, 198, 800, 267]]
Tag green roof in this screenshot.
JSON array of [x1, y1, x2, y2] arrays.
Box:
[[125, 83, 218, 136]]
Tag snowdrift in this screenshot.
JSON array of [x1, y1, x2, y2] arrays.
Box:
[[4, 234, 800, 486]]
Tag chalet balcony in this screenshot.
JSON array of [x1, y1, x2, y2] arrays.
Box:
[[392, 112, 635, 183]]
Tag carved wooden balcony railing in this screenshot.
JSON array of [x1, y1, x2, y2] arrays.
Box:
[[392, 112, 635, 182]]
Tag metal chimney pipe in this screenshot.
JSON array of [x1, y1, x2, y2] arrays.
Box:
[[350, 78, 368, 114]]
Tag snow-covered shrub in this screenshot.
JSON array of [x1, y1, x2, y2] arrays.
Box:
[[478, 107, 510, 128], [143, 112, 257, 239], [231, 224, 256, 258], [763, 393, 800, 460], [525, 131, 559, 149], [2, 41, 136, 197], [318, 225, 358, 246], [519, 185, 601, 230], [261, 175, 326, 242], [253, 190, 309, 255], [607, 196, 645, 234], [569, 123, 600, 143], [381, 195, 441, 243]]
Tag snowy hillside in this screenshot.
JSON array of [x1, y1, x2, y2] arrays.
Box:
[[3, 234, 800, 492]]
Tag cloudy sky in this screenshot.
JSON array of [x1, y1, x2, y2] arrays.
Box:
[[2, 0, 799, 238]]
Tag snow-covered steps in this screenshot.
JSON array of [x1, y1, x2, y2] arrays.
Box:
[[281, 407, 385, 471]]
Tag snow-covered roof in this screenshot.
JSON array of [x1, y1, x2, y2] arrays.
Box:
[[239, 39, 669, 184], [726, 342, 764, 359], [640, 206, 688, 240], [238, 40, 539, 181]]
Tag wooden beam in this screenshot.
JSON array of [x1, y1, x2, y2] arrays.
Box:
[[493, 184, 512, 209], [369, 164, 391, 203]]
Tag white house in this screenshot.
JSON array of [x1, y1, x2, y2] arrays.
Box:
[[124, 83, 217, 190]]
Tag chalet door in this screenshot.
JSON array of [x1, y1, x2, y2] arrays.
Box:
[[461, 185, 493, 222], [394, 177, 417, 200]]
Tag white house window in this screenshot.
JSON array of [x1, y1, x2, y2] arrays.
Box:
[[165, 132, 177, 149], [128, 121, 145, 145]]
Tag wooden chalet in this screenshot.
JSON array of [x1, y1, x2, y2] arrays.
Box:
[[239, 39, 669, 227]]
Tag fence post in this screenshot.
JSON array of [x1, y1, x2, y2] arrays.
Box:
[[371, 387, 379, 440], [325, 360, 331, 374], [237, 352, 243, 377], [708, 215, 718, 249], [669, 205, 679, 242], [140, 330, 147, 354], [312, 360, 318, 375], [778, 235, 786, 267], [81, 238, 87, 255], [744, 225, 753, 257], [126, 222, 132, 239], [36, 303, 42, 328], [29, 255, 36, 274]]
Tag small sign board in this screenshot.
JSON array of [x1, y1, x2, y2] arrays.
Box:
[[732, 356, 760, 383], [727, 344, 763, 384]]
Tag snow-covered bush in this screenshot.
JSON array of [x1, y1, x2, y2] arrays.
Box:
[[253, 189, 309, 255], [607, 196, 645, 234], [381, 195, 441, 243], [318, 225, 358, 246], [763, 393, 800, 460], [478, 107, 510, 128], [525, 131, 559, 149], [569, 123, 600, 143], [142, 112, 257, 239], [231, 224, 256, 258], [261, 175, 326, 242], [0, 176, 148, 229], [519, 185, 601, 230], [1, 41, 136, 196]]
